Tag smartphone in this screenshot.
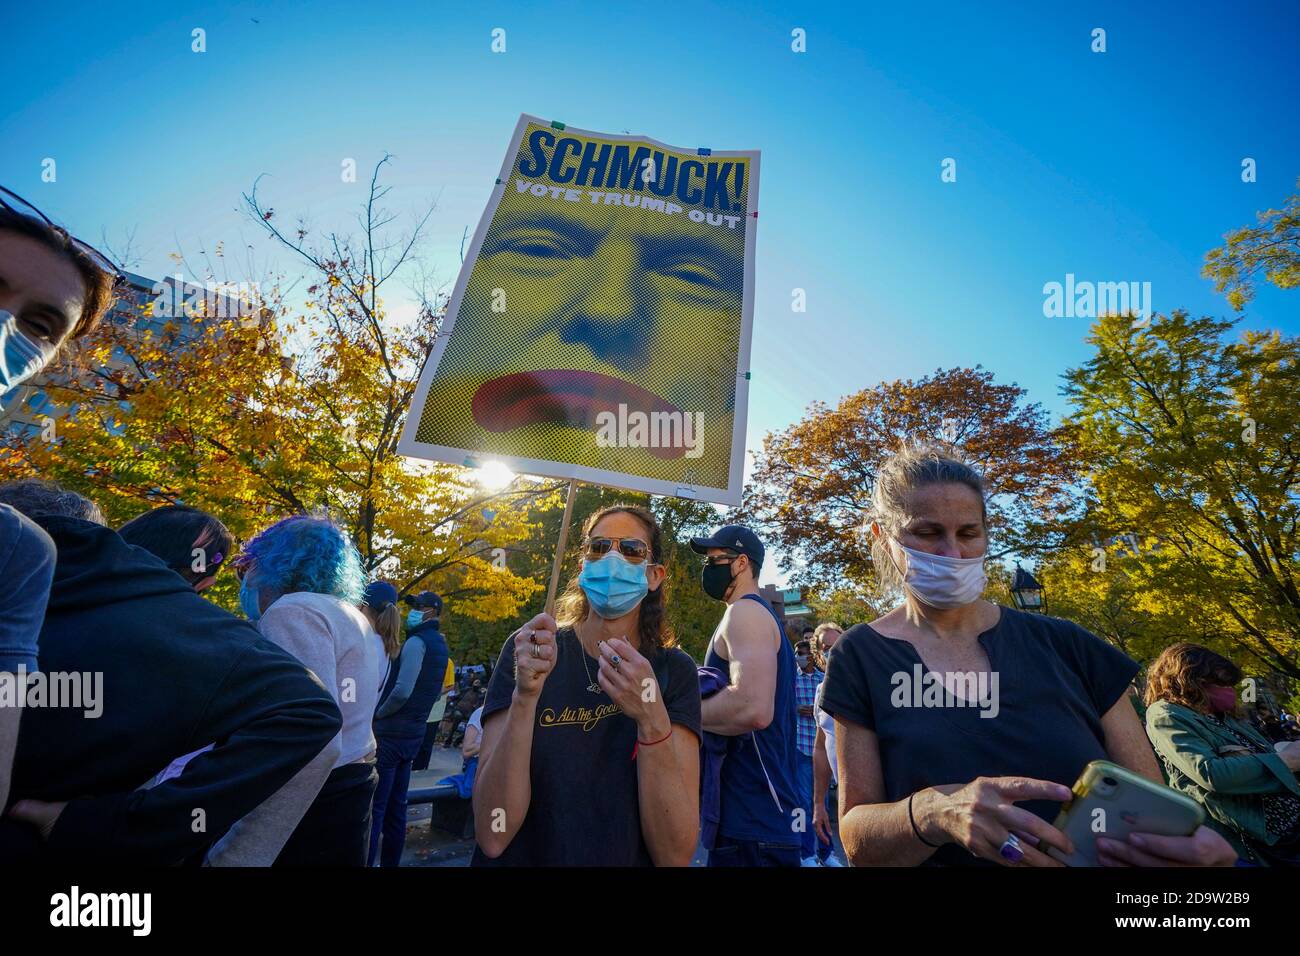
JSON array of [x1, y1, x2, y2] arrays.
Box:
[[1047, 760, 1204, 866]]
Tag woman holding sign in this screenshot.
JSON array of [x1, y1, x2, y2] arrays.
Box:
[[471, 504, 701, 866]]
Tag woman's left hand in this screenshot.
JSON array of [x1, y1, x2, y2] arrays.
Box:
[[1096, 825, 1238, 867], [597, 637, 668, 736]]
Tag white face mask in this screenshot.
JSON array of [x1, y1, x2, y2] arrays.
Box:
[[0, 310, 54, 396], [894, 541, 987, 609]]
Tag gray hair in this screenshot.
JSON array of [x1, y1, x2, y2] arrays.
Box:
[[813, 622, 843, 643], [868, 444, 986, 593], [0, 479, 106, 525]]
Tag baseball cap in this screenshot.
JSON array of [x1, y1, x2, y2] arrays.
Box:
[[404, 590, 444, 613], [363, 581, 398, 610], [689, 525, 764, 570]]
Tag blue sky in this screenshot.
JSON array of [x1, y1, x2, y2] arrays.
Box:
[[4, 1, 1298, 583]]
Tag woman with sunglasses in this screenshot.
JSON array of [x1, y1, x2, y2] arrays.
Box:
[[471, 504, 701, 866]]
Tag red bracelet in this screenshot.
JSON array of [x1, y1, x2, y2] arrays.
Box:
[[630, 728, 673, 760]]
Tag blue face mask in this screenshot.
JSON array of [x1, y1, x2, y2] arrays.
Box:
[[578, 551, 649, 619], [239, 574, 262, 622], [406, 609, 423, 629], [0, 310, 52, 396]]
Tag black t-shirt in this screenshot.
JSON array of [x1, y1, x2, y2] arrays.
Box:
[[470, 628, 702, 866], [819, 606, 1139, 865]]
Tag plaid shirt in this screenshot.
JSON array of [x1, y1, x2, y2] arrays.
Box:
[[794, 666, 824, 756]]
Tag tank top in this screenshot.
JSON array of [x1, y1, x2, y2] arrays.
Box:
[[703, 593, 802, 843]]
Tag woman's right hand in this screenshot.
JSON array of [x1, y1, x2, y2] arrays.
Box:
[[923, 776, 1076, 866], [512, 612, 558, 700]]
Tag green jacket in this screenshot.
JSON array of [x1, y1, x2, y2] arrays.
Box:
[[1145, 700, 1300, 859]]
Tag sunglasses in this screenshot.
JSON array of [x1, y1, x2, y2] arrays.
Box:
[[0, 184, 127, 291], [703, 551, 741, 566], [585, 536, 651, 563]]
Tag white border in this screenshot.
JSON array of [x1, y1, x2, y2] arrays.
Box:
[[397, 114, 760, 506]]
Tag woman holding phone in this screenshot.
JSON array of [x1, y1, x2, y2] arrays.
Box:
[[471, 504, 701, 866], [820, 444, 1237, 867]]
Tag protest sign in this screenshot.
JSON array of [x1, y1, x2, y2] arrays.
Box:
[[399, 114, 759, 506]]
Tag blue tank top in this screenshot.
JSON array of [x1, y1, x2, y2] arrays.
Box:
[[703, 593, 802, 844]]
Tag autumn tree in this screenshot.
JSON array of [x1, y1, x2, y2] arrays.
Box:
[[1204, 175, 1300, 310], [1036, 544, 1212, 665], [803, 587, 890, 631], [1060, 311, 1300, 680], [741, 367, 1079, 596], [654, 493, 730, 661], [0, 157, 554, 621]]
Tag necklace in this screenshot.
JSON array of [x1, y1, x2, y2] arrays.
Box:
[[575, 632, 603, 695]]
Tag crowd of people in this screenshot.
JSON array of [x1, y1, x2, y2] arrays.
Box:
[[3, 185, 1300, 868], [466, 460, 1298, 868]]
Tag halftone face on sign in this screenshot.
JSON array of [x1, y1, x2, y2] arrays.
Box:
[[412, 122, 751, 490]]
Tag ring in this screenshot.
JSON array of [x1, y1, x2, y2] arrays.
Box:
[[610, 654, 621, 669], [998, 833, 1024, 863], [531, 641, 541, 658]]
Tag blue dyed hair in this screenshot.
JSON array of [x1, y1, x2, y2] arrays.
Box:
[[238, 514, 366, 604]]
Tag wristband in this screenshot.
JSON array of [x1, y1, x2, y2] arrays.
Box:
[[630, 728, 673, 760]]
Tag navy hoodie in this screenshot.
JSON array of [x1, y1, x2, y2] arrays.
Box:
[[0, 516, 342, 865]]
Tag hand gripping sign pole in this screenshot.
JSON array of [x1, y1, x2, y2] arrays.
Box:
[[514, 478, 576, 682]]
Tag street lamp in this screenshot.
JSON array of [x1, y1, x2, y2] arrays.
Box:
[[1010, 563, 1046, 613]]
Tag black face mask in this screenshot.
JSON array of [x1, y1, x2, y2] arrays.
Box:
[[701, 560, 737, 601]]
